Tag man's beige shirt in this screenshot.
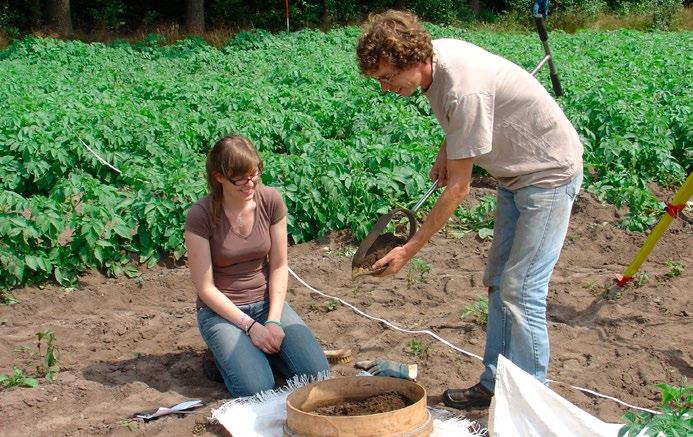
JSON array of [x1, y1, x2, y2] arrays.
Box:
[[424, 39, 583, 189]]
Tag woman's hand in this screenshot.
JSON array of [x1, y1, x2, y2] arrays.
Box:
[[265, 323, 285, 351], [248, 323, 280, 354]]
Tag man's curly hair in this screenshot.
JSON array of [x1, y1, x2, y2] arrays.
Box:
[[356, 10, 433, 74]]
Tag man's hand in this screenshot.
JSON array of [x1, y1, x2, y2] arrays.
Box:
[[249, 323, 280, 354], [374, 156, 473, 278], [372, 245, 413, 276], [429, 141, 447, 187]]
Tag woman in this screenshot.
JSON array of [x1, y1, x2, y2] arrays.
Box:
[[185, 135, 329, 397]]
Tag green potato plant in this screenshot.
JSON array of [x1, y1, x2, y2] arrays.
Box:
[[405, 339, 425, 357], [619, 381, 692, 436], [462, 296, 489, 327], [407, 257, 432, 287], [0, 367, 39, 389], [0, 28, 688, 292], [35, 330, 59, 381], [326, 299, 341, 312]]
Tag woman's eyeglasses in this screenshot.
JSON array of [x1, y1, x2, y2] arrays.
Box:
[[228, 171, 260, 186]]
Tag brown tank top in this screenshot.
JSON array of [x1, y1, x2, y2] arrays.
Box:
[[185, 186, 287, 307]]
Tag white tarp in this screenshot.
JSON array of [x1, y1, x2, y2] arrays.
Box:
[[211, 373, 484, 436], [489, 354, 624, 436]]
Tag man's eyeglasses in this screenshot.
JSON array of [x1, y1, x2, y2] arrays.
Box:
[[228, 171, 260, 186], [374, 69, 401, 84]]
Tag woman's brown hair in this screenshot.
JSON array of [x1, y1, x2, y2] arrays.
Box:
[[356, 10, 433, 74], [206, 135, 264, 224]]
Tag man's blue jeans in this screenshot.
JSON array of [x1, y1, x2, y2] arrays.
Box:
[[197, 300, 330, 397], [480, 173, 582, 391]]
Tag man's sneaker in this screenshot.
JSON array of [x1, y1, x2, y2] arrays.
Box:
[[202, 349, 224, 383], [442, 383, 493, 409]]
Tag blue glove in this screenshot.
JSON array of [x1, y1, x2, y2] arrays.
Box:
[[357, 359, 418, 380]]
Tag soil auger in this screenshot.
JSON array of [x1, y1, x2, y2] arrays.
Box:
[[351, 181, 439, 279]]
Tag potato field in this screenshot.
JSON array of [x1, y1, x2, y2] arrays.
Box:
[[0, 26, 691, 436]]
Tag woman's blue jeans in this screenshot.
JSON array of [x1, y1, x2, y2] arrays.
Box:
[[197, 301, 330, 397], [480, 173, 582, 392]]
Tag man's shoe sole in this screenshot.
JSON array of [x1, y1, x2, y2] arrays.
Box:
[[442, 396, 492, 409]]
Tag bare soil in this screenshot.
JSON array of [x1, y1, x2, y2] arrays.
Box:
[[310, 392, 412, 416], [0, 188, 691, 436]]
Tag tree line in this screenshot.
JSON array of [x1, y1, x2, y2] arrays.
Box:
[[9, 1, 496, 36], [0, 0, 687, 37]]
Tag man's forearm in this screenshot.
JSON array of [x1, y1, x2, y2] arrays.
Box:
[[404, 181, 470, 255]]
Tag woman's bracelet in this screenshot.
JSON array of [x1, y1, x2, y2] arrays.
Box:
[[245, 320, 257, 335], [237, 313, 249, 330], [265, 319, 282, 327]]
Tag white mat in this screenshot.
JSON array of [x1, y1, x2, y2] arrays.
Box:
[[211, 374, 485, 436]]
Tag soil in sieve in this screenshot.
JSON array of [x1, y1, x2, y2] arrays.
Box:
[[310, 392, 413, 416]]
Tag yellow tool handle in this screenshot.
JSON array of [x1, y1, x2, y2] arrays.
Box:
[[618, 172, 693, 284]]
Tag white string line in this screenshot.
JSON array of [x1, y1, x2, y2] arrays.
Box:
[[78, 137, 151, 184], [547, 380, 660, 415], [288, 266, 662, 416], [288, 266, 483, 361], [78, 137, 122, 174]]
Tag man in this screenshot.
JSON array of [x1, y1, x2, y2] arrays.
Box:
[[356, 10, 583, 409]]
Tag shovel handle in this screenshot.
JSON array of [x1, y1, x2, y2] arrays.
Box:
[[534, 15, 548, 42], [411, 180, 439, 213]]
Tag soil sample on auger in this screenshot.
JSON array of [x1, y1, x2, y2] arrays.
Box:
[[351, 232, 407, 279], [351, 182, 439, 280]]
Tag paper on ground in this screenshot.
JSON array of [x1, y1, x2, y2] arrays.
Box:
[[489, 354, 624, 436], [135, 399, 203, 420]]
